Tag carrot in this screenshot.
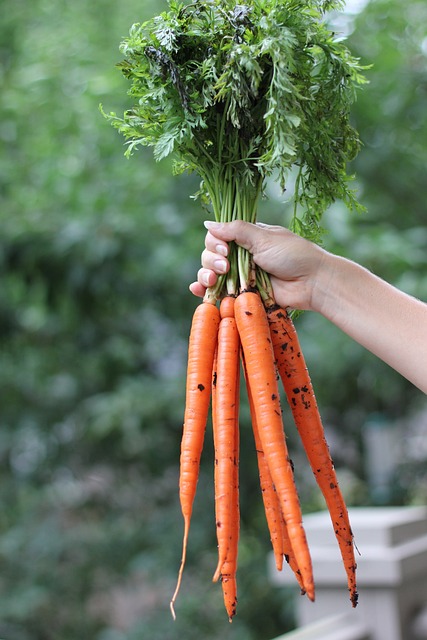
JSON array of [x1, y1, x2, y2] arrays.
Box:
[[221, 348, 240, 623], [252, 414, 286, 572], [220, 453, 239, 622], [170, 299, 220, 619], [243, 353, 305, 592], [212, 297, 240, 583], [234, 290, 315, 601], [218, 294, 236, 319], [242, 351, 284, 571], [211, 347, 240, 622], [267, 304, 358, 608], [280, 511, 305, 593]]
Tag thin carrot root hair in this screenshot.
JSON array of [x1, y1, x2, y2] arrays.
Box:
[[170, 518, 190, 620]]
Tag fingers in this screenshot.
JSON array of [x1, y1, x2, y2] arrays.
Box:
[[204, 230, 229, 256], [198, 266, 222, 287], [188, 281, 206, 298], [189, 235, 232, 298], [204, 219, 261, 252], [189, 264, 223, 298], [201, 248, 229, 275], [190, 220, 278, 299]]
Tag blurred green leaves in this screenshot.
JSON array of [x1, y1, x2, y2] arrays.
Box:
[[0, 0, 426, 638]]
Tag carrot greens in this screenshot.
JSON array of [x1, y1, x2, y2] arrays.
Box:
[[104, 0, 367, 297]]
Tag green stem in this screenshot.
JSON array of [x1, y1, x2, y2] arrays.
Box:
[[199, 134, 264, 299], [256, 268, 275, 307], [291, 164, 303, 232]]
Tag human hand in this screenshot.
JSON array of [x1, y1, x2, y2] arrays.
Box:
[[189, 220, 330, 311]]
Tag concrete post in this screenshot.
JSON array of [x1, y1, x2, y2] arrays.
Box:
[[269, 506, 427, 640]]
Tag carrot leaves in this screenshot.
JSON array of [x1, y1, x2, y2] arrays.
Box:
[[104, 0, 368, 285]]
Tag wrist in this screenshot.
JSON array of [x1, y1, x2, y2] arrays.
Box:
[[309, 250, 358, 320], [308, 249, 339, 314]]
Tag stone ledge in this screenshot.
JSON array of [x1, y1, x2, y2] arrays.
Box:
[[271, 613, 370, 640], [271, 506, 427, 588]]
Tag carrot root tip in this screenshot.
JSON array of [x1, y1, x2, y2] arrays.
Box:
[[212, 567, 221, 583], [306, 589, 315, 602]]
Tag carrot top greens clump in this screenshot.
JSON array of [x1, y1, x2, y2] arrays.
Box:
[[104, 0, 367, 297]]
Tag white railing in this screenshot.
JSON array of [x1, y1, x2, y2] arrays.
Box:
[[271, 613, 371, 640], [269, 506, 427, 640]]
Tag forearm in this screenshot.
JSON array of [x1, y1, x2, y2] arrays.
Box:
[[313, 253, 427, 393], [194, 221, 427, 393]]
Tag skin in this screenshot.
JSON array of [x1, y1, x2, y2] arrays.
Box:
[[189, 220, 427, 394]]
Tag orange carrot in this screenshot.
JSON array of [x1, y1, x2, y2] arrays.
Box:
[[234, 290, 314, 601], [220, 362, 240, 622], [280, 512, 305, 593], [220, 445, 239, 623], [218, 294, 236, 319], [243, 353, 305, 591], [212, 297, 240, 585], [267, 304, 358, 608], [243, 353, 284, 571], [170, 299, 220, 619]]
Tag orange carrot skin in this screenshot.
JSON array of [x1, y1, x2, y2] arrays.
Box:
[[220, 367, 240, 622], [267, 304, 358, 608], [170, 300, 220, 618], [219, 294, 236, 319], [213, 297, 240, 584], [222, 574, 238, 623], [235, 291, 314, 601], [281, 514, 305, 593], [243, 354, 305, 590], [243, 356, 284, 571], [180, 301, 220, 517], [253, 420, 286, 573]]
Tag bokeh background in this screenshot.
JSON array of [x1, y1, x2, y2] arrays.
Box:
[[1, 0, 426, 638]]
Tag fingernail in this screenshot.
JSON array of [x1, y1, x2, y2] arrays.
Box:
[[201, 272, 211, 287], [216, 244, 228, 257], [204, 220, 221, 230], [213, 259, 227, 273]]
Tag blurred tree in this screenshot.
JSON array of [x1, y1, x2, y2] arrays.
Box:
[[349, 0, 427, 230], [0, 0, 292, 637], [0, 0, 426, 639], [284, 0, 427, 506]]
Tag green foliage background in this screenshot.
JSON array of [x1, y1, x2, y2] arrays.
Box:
[[0, 0, 426, 638]]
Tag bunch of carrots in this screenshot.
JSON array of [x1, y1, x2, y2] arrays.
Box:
[[170, 259, 358, 622], [104, 0, 367, 622]]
